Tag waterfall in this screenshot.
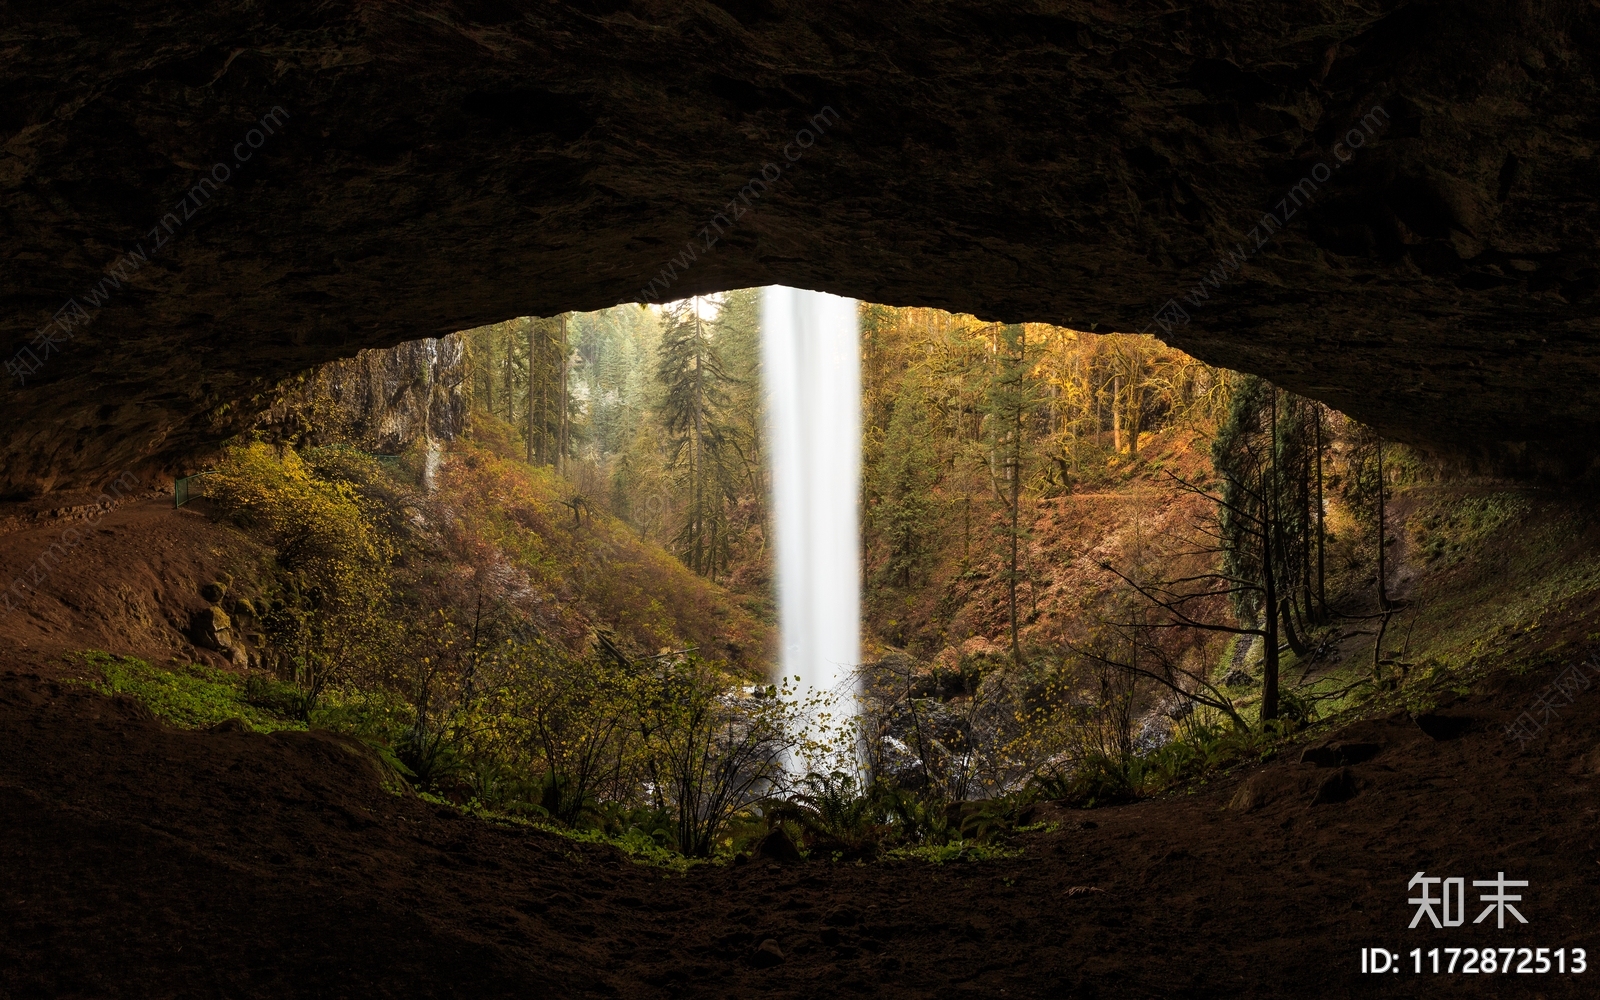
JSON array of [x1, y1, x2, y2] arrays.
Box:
[[761, 286, 861, 774]]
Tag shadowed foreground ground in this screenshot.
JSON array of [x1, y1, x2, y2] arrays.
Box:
[[3, 655, 1598, 999]]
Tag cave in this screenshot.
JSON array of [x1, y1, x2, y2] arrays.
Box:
[[5, 0, 1599, 494], [5, 3, 1600, 998]]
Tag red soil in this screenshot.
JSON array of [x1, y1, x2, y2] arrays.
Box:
[[0, 492, 255, 669], [3, 657, 1598, 998]]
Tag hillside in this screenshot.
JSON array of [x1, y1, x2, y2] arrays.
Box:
[[5, 504, 1599, 997], [0, 425, 771, 679], [863, 425, 1217, 663]]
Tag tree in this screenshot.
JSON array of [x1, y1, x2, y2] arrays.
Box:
[[637, 658, 792, 857], [985, 323, 1043, 666], [714, 288, 767, 518], [656, 298, 738, 578], [872, 376, 938, 589]]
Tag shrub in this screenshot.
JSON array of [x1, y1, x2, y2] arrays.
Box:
[[200, 442, 400, 705]]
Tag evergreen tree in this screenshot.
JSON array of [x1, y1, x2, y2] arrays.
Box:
[[873, 376, 938, 589], [985, 323, 1043, 667], [656, 299, 737, 579], [714, 288, 766, 512]]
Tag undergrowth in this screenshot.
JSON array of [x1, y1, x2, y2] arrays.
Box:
[[74, 651, 307, 733]]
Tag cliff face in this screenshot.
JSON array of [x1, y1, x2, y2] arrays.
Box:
[[2, 1, 1599, 493], [252, 334, 468, 458]]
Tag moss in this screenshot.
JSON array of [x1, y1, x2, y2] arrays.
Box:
[[881, 840, 1024, 864], [73, 651, 306, 733]]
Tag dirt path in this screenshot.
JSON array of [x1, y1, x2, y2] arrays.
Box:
[[4, 658, 1598, 999]]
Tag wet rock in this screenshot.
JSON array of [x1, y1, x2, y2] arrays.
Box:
[[751, 939, 785, 968], [1163, 698, 1195, 721], [252, 334, 468, 456], [1222, 669, 1257, 688]]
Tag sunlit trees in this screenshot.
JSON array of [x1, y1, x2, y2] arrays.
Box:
[[715, 288, 766, 510], [872, 377, 938, 589], [1096, 376, 1332, 723], [465, 314, 575, 468], [201, 443, 398, 710], [985, 323, 1044, 666], [656, 298, 739, 578]]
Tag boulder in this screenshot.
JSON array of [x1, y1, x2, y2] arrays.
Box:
[[192, 605, 233, 651]]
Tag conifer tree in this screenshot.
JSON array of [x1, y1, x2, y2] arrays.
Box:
[[713, 288, 766, 513], [873, 376, 937, 589], [656, 299, 737, 579], [985, 323, 1043, 667]]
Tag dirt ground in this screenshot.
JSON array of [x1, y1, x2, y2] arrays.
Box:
[[4, 494, 1600, 999], [3, 655, 1598, 999], [0, 493, 257, 669]]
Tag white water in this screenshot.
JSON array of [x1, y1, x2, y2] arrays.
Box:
[[761, 287, 861, 772]]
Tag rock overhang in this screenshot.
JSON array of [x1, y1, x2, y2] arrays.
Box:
[[2, 0, 1598, 492]]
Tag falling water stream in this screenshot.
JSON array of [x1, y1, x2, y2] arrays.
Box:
[[761, 287, 861, 772]]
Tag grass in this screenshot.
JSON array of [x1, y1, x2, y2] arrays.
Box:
[[73, 651, 307, 733], [418, 791, 703, 872], [881, 840, 1025, 864]]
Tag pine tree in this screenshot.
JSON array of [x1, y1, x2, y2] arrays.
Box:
[[714, 288, 766, 513], [985, 323, 1042, 667], [656, 299, 737, 578], [873, 376, 937, 589]]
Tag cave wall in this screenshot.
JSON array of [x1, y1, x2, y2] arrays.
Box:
[[2, 0, 1598, 493], [251, 334, 468, 457]]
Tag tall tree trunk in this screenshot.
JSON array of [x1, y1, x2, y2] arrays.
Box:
[[1315, 405, 1327, 620], [1007, 328, 1025, 668], [692, 303, 704, 575], [1262, 494, 1280, 723], [1375, 438, 1389, 611], [1279, 598, 1308, 657], [502, 326, 514, 424], [1111, 375, 1123, 453], [1124, 361, 1142, 458], [1262, 389, 1280, 721], [534, 320, 547, 464], [539, 321, 550, 465], [484, 329, 495, 415], [1301, 416, 1314, 625], [558, 314, 570, 474]]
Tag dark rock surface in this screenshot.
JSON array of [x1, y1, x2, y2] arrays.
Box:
[[3, 1, 1599, 492], [251, 333, 468, 456]]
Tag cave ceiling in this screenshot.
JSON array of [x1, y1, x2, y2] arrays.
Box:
[[3, 0, 1599, 493]]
